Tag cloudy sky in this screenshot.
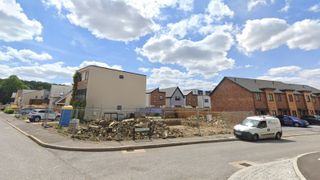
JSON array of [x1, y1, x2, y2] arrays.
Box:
[[0, 0, 319, 90]]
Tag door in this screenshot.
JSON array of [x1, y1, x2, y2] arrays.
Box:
[[257, 121, 270, 139]]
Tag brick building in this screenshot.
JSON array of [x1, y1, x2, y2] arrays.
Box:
[[211, 77, 320, 117], [183, 90, 198, 108], [145, 88, 166, 107]]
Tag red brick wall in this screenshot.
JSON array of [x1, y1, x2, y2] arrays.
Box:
[[185, 93, 198, 107], [211, 78, 255, 112], [253, 92, 268, 110], [275, 93, 288, 109], [295, 94, 306, 109], [150, 89, 166, 107], [314, 97, 320, 112]]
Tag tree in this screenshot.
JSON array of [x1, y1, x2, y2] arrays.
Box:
[[0, 75, 28, 104]]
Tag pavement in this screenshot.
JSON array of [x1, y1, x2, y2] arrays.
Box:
[[2, 112, 320, 152], [297, 152, 320, 180], [2, 112, 320, 179]]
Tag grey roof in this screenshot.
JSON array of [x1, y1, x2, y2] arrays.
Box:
[[160, 87, 181, 98], [183, 90, 193, 96], [226, 77, 320, 94], [146, 88, 157, 94]]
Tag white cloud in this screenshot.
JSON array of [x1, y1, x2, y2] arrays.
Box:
[[79, 60, 122, 70], [125, 0, 194, 19], [206, 0, 234, 21], [138, 67, 150, 73], [44, 0, 158, 42], [0, 0, 42, 42], [258, 66, 320, 89], [0, 60, 122, 82], [147, 66, 214, 90], [237, 18, 320, 54], [137, 30, 235, 78], [0, 47, 52, 62], [247, 0, 275, 11], [280, 0, 290, 12], [267, 66, 301, 76], [308, 4, 320, 13]]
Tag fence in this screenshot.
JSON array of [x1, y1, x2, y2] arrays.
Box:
[[14, 106, 254, 141]]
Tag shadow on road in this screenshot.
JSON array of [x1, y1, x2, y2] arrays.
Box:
[[254, 139, 295, 144]]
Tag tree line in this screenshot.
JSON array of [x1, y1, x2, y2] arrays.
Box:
[[0, 75, 53, 104]]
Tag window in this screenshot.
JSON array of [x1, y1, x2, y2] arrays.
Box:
[[198, 90, 203, 95], [175, 96, 181, 101], [81, 71, 88, 81], [306, 95, 311, 102], [204, 99, 209, 103], [288, 94, 293, 102], [159, 95, 163, 100], [35, 96, 38, 99], [255, 93, 261, 101], [295, 95, 300, 102], [310, 110, 314, 115], [119, 75, 124, 79], [277, 94, 282, 101], [268, 93, 274, 101], [117, 105, 122, 110], [258, 121, 267, 128]]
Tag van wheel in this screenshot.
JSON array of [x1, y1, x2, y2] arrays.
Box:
[[275, 132, 282, 140], [294, 123, 299, 127], [252, 134, 259, 141]]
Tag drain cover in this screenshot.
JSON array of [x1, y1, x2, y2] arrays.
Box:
[[229, 160, 256, 169], [239, 162, 252, 167]]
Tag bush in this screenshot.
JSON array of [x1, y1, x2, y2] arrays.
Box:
[[4, 108, 14, 114]]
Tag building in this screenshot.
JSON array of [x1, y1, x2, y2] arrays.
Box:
[[185, 89, 211, 108], [48, 85, 72, 109], [14, 89, 49, 107], [52, 90, 72, 110], [75, 65, 146, 119], [211, 77, 320, 117], [183, 90, 198, 108], [146, 88, 166, 107], [160, 87, 185, 107]]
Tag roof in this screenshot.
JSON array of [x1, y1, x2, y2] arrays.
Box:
[[183, 90, 193, 96], [78, 65, 146, 77], [50, 85, 72, 98], [160, 87, 183, 98], [53, 90, 72, 105], [226, 77, 320, 94]]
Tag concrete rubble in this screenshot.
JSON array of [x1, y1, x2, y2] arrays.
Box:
[[69, 116, 231, 141]]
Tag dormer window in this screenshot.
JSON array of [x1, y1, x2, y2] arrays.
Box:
[[119, 75, 124, 79]]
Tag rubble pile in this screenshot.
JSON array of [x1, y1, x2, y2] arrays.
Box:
[[71, 117, 184, 141]]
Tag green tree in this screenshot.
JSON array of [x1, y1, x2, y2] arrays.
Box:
[[0, 75, 28, 104]]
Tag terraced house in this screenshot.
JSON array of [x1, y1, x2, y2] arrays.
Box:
[[211, 77, 320, 117]]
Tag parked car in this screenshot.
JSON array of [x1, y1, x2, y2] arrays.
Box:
[[17, 108, 34, 115], [276, 115, 309, 127], [28, 109, 60, 122], [301, 115, 320, 125], [233, 116, 282, 141]]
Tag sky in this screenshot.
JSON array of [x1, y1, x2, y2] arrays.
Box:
[[0, 0, 319, 91]]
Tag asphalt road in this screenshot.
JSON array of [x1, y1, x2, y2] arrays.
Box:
[[1, 118, 320, 180], [298, 152, 320, 180]]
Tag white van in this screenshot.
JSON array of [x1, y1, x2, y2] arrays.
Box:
[[233, 116, 282, 141]]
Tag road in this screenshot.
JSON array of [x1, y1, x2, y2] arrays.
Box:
[[1, 117, 320, 180]]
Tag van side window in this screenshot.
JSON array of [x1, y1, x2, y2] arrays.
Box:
[[258, 121, 267, 128]]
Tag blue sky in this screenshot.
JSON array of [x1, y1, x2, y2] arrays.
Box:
[[0, 0, 319, 90]]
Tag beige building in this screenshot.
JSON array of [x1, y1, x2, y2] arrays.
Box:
[[76, 65, 146, 120], [48, 84, 72, 109], [14, 89, 49, 107]]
